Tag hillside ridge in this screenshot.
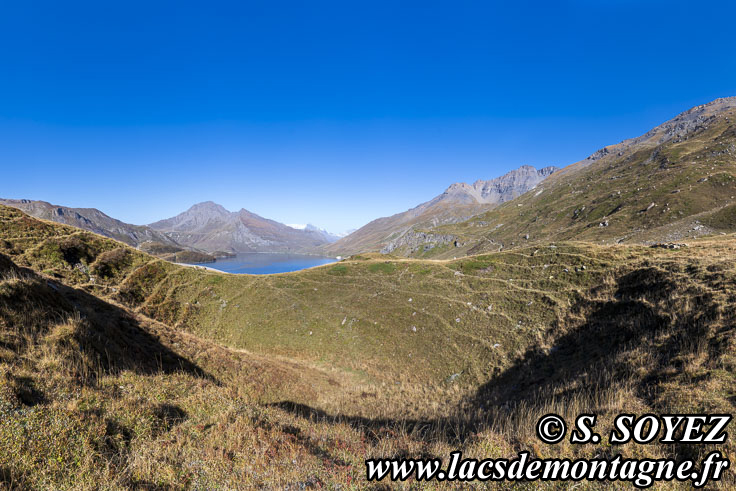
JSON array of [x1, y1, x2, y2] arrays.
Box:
[[326, 165, 558, 255], [388, 96, 736, 257], [0, 198, 179, 249], [2, 203, 736, 487]]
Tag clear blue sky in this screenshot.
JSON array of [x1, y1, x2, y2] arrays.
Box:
[[1, 1, 735, 233]]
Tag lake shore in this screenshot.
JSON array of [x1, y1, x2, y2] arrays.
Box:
[[174, 262, 223, 273], [183, 252, 338, 275]]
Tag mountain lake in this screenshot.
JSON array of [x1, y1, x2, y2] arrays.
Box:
[[193, 253, 338, 274]]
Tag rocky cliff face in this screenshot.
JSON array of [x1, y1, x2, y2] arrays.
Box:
[[434, 165, 558, 206], [380, 231, 459, 254], [149, 202, 333, 254]]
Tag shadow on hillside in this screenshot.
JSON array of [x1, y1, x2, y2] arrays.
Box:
[[271, 266, 722, 446], [0, 254, 214, 383], [468, 267, 720, 413], [54, 280, 216, 381]]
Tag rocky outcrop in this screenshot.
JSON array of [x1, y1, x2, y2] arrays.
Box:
[[436, 165, 558, 206], [381, 231, 458, 254]]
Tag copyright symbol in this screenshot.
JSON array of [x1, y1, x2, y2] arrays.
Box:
[[536, 414, 567, 444]]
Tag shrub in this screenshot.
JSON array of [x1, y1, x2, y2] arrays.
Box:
[[91, 248, 131, 279]]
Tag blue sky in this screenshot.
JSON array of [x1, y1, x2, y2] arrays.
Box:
[[1, 1, 735, 233]]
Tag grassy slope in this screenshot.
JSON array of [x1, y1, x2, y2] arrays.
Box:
[[323, 201, 495, 256], [0, 206, 620, 390], [0, 252, 376, 488], [2, 204, 736, 488], [395, 100, 736, 259]]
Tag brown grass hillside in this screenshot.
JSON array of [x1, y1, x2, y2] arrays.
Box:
[[1, 204, 735, 488]]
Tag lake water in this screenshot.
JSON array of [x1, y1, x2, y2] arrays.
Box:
[[195, 253, 338, 275]]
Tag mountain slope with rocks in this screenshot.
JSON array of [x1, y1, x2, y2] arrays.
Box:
[[149, 201, 334, 254], [0, 199, 207, 260], [326, 165, 557, 255], [0, 199, 180, 249], [0, 199, 225, 263], [416, 97, 736, 258]]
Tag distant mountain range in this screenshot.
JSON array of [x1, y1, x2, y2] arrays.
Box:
[[0, 199, 337, 258], [286, 223, 342, 242], [8, 97, 734, 261], [148, 202, 334, 253], [1, 165, 560, 259], [325, 165, 558, 255]]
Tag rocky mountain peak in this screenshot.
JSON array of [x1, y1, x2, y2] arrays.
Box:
[[150, 201, 232, 232], [150, 202, 334, 253], [442, 165, 559, 205], [537, 166, 558, 177], [445, 182, 473, 192], [187, 201, 231, 217]]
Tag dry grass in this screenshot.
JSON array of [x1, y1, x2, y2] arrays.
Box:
[[1, 205, 736, 488]]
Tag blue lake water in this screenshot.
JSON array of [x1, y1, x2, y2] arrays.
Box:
[[195, 253, 337, 275]]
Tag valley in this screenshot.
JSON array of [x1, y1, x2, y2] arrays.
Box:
[[5, 0, 736, 486], [0, 200, 341, 265], [2, 97, 736, 488], [2, 197, 736, 487], [148, 202, 336, 255]]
